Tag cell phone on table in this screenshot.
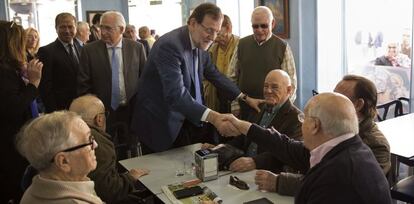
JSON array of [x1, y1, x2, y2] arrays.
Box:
[[173, 186, 204, 199]]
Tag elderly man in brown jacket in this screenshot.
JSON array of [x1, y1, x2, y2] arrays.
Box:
[[70, 95, 149, 204], [255, 74, 391, 195]]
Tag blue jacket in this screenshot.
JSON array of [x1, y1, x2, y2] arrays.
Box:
[[131, 26, 240, 152]]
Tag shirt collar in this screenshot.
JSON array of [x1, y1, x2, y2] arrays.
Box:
[[254, 33, 273, 46], [188, 30, 196, 50], [309, 133, 355, 168], [106, 38, 123, 49], [58, 38, 74, 47]]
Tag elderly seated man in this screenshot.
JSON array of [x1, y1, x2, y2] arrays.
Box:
[[203, 69, 302, 173], [69, 95, 149, 204], [254, 75, 391, 196], [224, 92, 391, 203], [16, 111, 104, 203]]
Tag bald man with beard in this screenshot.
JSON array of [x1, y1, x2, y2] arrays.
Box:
[[224, 93, 391, 204]]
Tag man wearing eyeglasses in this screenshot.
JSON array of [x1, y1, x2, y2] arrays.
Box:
[[230, 6, 297, 122], [70, 95, 149, 204], [223, 93, 391, 204], [78, 11, 146, 158], [202, 70, 302, 173], [130, 3, 263, 153], [16, 111, 104, 203]]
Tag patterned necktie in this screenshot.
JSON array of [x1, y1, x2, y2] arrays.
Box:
[[67, 43, 79, 65], [111, 47, 120, 110], [193, 48, 203, 104]]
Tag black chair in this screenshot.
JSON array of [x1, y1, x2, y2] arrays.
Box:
[[21, 165, 38, 191], [376, 100, 403, 121], [391, 175, 414, 203], [398, 97, 410, 115], [312, 89, 319, 96]]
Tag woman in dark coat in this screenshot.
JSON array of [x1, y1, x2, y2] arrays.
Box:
[[0, 21, 43, 203]]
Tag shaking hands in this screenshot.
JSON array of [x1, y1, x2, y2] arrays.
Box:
[[206, 111, 252, 137]]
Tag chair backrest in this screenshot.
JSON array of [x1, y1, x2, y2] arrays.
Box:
[[312, 89, 319, 96], [398, 97, 410, 115], [376, 99, 403, 121], [21, 165, 38, 191], [391, 175, 414, 203]]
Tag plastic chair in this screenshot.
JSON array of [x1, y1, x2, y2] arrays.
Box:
[[391, 175, 414, 203], [376, 100, 403, 121]]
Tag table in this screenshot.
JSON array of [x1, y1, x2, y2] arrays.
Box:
[[120, 143, 294, 204], [377, 113, 414, 179], [377, 113, 414, 159]]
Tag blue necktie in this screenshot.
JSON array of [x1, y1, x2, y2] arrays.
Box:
[[30, 100, 39, 118], [193, 49, 203, 104], [111, 47, 120, 110]]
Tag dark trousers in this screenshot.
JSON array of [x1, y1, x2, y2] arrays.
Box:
[[107, 104, 135, 159]]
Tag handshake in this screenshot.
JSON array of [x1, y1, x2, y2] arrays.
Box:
[[206, 111, 252, 137]]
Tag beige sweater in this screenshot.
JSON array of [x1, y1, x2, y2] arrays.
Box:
[[20, 175, 104, 204]]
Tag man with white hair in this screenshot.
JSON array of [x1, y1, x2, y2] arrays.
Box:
[[225, 93, 391, 204], [78, 11, 146, 158], [75, 21, 90, 46], [231, 6, 297, 121]]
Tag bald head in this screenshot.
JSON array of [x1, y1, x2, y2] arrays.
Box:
[[306, 92, 359, 138], [69, 95, 105, 127], [252, 6, 274, 22], [263, 70, 292, 105]]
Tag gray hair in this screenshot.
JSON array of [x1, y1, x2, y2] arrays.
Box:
[[15, 111, 80, 171], [308, 93, 359, 137], [252, 6, 274, 22], [77, 21, 89, 32], [101, 11, 126, 28]]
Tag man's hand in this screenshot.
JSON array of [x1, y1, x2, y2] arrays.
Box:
[[207, 111, 241, 136], [255, 170, 278, 192], [128, 168, 150, 180], [201, 143, 216, 149], [229, 157, 256, 172], [245, 96, 265, 113]]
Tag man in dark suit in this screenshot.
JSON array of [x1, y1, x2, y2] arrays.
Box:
[[203, 70, 302, 173], [131, 3, 263, 153], [38, 12, 81, 112], [225, 93, 391, 204], [78, 11, 146, 157]]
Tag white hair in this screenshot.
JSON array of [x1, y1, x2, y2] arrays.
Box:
[[252, 6, 274, 22], [101, 11, 126, 28]]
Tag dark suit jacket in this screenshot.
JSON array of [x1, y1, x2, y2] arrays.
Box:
[[227, 100, 302, 171], [77, 38, 146, 109], [131, 26, 241, 152], [247, 124, 391, 204], [87, 126, 135, 203], [375, 56, 393, 66], [38, 38, 82, 112]]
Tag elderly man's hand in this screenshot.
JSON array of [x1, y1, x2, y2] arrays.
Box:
[[129, 168, 150, 180], [255, 170, 278, 192], [245, 96, 265, 113], [229, 157, 256, 172], [201, 143, 216, 149], [207, 112, 241, 137]]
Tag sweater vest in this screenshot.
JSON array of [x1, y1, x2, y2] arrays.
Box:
[[238, 35, 287, 98]]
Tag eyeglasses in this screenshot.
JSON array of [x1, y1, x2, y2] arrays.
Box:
[[199, 23, 219, 36], [297, 113, 305, 123], [100, 25, 118, 32], [264, 85, 279, 92], [252, 24, 269, 29], [51, 135, 96, 162], [388, 46, 397, 49]]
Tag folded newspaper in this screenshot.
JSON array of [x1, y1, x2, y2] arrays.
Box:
[[162, 182, 222, 204]]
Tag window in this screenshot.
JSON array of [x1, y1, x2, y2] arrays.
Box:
[[318, 0, 412, 108]]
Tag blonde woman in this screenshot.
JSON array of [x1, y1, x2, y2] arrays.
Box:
[[25, 27, 40, 61]]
